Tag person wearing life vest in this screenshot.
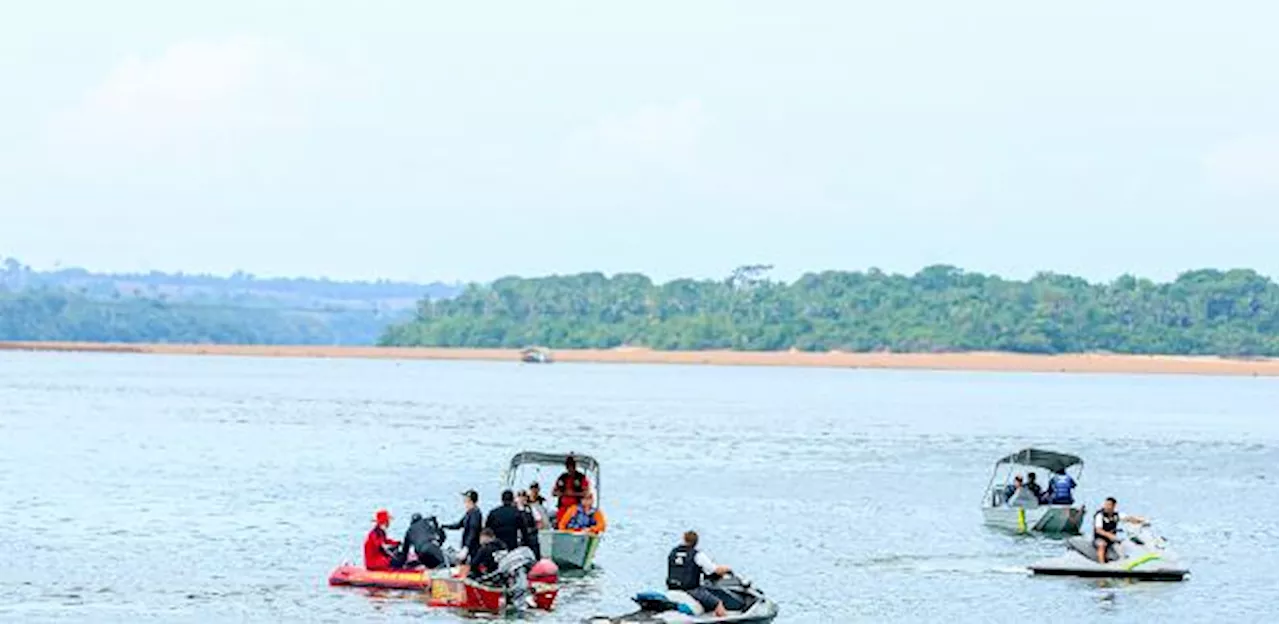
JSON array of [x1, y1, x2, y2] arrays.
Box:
[[667, 530, 732, 617], [1046, 468, 1076, 505], [557, 490, 607, 535], [363, 509, 400, 571], [552, 456, 591, 522], [1093, 497, 1147, 563]]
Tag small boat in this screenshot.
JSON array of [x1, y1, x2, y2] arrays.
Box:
[[520, 347, 553, 363], [587, 574, 779, 623], [1029, 523, 1189, 581], [329, 547, 561, 612], [504, 451, 603, 571], [981, 448, 1086, 534]]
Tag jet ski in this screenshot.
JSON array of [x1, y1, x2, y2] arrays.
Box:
[[586, 574, 779, 623], [1029, 523, 1189, 581]]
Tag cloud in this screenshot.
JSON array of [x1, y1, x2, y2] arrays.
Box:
[[43, 36, 359, 174], [1201, 134, 1279, 196], [560, 99, 706, 176]]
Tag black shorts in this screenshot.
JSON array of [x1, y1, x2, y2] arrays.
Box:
[[686, 587, 721, 612]]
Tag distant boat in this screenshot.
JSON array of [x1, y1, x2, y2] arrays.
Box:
[[981, 448, 1086, 534], [520, 347, 553, 364]]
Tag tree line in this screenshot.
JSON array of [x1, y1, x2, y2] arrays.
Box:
[[379, 266, 1279, 356]]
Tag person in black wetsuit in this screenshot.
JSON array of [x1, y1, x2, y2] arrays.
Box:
[[485, 489, 529, 558], [464, 528, 508, 582], [516, 489, 541, 558], [667, 530, 733, 617], [442, 489, 483, 562], [391, 513, 447, 569]]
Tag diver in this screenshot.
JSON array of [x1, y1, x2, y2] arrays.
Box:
[[363, 509, 400, 571], [667, 530, 733, 618], [442, 490, 483, 562], [1093, 497, 1147, 563], [558, 490, 607, 534], [552, 456, 591, 521], [391, 513, 447, 569], [461, 528, 508, 582], [1046, 467, 1076, 505], [486, 489, 531, 557]]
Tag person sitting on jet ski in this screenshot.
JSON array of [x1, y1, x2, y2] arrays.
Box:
[[1045, 468, 1077, 505], [557, 490, 607, 535], [363, 509, 401, 571], [391, 513, 448, 569], [1093, 497, 1147, 563], [667, 530, 733, 618], [459, 528, 508, 582]]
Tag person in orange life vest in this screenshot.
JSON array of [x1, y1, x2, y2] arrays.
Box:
[[557, 490, 607, 535], [364, 509, 401, 571], [552, 456, 591, 523]]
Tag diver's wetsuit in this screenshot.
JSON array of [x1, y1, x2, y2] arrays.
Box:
[[443, 507, 483, 558], [485, 503, 528, 558], [392, 515, 447, 569]]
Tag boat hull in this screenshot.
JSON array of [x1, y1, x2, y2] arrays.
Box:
[[540, 529, 601, 570], [328, 564, 430, 590], [982, 504, 1084, 534]]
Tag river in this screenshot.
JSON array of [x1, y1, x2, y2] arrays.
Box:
[[0, 352, 1275, 622]]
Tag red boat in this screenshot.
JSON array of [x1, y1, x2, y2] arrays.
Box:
[[328, 558, 560, 613]]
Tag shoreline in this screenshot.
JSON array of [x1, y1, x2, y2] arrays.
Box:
[[0, 341, 1275, 377]]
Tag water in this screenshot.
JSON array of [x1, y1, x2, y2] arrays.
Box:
[[0, 352, 1275, 623]]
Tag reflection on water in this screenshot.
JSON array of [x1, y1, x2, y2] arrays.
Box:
[[0, 352, 1275, 622]]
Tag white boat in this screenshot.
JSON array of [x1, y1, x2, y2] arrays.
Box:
[[503, 451, 603, 571], [981, 448, 1086, 535]]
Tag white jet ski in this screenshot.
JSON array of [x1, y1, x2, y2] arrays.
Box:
[[1029, 523, 1189, 581], [587, 574, 779, 623]]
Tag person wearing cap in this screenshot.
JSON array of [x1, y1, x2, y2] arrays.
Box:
[[515, 490, 542, 558], [527, 482, 552, 530], [552, 456, 591, 522], [442, 490, 484, 561], [363, 509, 400, 571], [486, 489, 531, 560], [557, 490, 607, 535]]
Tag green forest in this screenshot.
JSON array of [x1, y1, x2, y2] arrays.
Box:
[[380, 266, 1280, 356]]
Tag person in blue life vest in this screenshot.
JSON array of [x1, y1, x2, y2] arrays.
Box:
[[1045, 467, 1077, 505]]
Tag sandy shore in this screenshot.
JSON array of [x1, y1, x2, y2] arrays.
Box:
[[0, 341, 1275, 377]]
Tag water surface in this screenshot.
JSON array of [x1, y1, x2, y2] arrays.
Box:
[[0, 352, 1275, 622]]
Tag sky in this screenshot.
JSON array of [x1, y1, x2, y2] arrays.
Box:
[[1, 1, 1276, 284]]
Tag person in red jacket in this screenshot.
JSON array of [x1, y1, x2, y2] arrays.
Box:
[[364, 509, 400, 570]]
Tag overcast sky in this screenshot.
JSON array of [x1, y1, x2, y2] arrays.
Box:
[[1, 1, 1275, 284]]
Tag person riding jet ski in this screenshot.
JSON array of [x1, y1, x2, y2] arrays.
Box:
[[1093, 496, 1146, 563], [668, 530, 734, 617]]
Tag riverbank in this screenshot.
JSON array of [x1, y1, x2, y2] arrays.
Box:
[[0, 341, 1274, 376]]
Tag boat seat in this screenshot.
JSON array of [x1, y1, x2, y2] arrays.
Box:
[[1067, 536, 1120, 562], [663, 590, 706, 615]]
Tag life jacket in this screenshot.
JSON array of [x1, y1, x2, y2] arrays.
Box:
[[565, 506, 600, 530], [1094, 510, 1119, 539], [1048, 475, 1074, 503], [666, 545, 701, 590]]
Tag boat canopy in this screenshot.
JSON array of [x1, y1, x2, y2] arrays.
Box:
[[504, 451, 601, 501], [995, 448, 1083, 473]]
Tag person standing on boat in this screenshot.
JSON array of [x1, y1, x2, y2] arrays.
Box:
[[486, 489, 530, 557], [557, 490, 607, 534], [552, 456, 591, 522], [667, 530, 732, 618], [1093, 497, 1147, 564], [442, 490, 483, 562], [1046, 468, 1076, 505], [516, 489, 543, 558], [526, 482, 552, 530], [363, 509, 400, 571]]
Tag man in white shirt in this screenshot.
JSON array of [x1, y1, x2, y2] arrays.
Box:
[[667, 530, 733, 617], [1093, 497, 1147, 563]]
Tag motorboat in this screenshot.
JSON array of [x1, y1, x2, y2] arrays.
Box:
[[504, 451, 603, 571], [521, 347, 553, 363], [981, 447, 1086, 534], [586, 574, 779, 623], [1029, 523, 1189, 581]]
